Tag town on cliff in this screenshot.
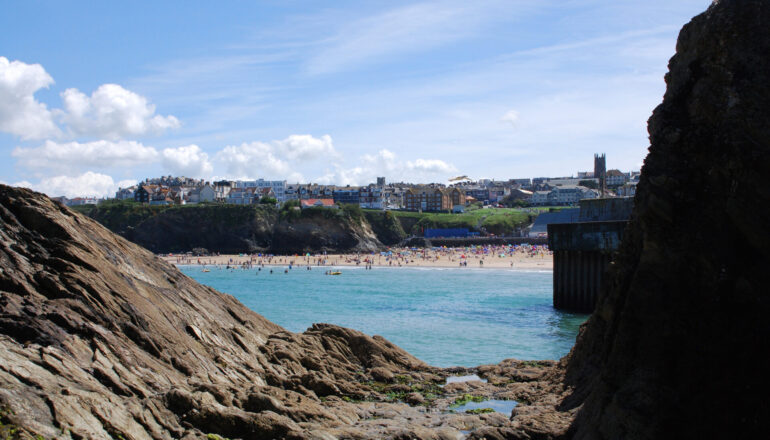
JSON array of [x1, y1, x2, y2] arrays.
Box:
[[56, 154, 638, 212]]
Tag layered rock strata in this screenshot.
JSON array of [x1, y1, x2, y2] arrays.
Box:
[[0, 185, 558, 439]]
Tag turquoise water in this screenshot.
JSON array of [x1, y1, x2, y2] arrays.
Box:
[[179, 265, 587, 367]]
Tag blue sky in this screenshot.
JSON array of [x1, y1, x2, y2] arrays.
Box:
[[0, 0, 710, 197]]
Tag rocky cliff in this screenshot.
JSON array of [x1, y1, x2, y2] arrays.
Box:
[[81, 202, 384, 255], [0, 184, 561, 439], [563, 1, 770, 438]]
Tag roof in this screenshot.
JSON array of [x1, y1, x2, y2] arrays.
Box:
[[300, 198, 335, 207], [529, 209, 580, 234]]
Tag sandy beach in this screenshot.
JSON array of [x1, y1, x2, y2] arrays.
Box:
[[160, 244, 553, 270]]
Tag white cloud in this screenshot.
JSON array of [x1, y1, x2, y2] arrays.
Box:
[[115, 178, 138, 189], [316, 149, 457, 185], [59, 84, 180, 139], [405, 158, 457, 174], [275, 134, 338, 161], [305, 0, 522, 75], [0, 56, 60, 140], [500, 109, 519, 127], [217, 141, 298, 181], [19, 171, 123, 198], [12, 139, 159, 175], [161, 144, 213, 178], [0, 57, 178, 142], [216, 134, 338, 181]]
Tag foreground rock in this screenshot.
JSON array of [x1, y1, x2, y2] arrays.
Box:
[[0, 185, 557, 439]]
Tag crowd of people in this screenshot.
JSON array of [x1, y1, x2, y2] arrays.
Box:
[[162, 244, 552, 270]]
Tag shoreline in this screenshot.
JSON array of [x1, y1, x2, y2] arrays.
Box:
[[160, 245, 553, 271]]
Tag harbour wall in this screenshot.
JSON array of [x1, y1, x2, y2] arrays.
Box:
[[402, 236, 549, 248], [548, 217, 630, 313]]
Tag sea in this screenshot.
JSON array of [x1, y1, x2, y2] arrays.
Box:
[[179, 265, 588, 368]]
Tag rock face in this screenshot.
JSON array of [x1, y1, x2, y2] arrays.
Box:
[[563, 1, 770, 438], [0, 184, 560, 439], [127, 204, 276, 254], [270, 212, 382, 254], [82, 203, 385, 254]]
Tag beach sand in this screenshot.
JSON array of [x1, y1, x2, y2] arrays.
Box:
[[161, 245, 553, 270]]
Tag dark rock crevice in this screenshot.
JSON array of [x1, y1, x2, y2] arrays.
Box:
[[562, 1, 770, 438]]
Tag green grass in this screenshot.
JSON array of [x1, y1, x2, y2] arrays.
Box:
[[364, 208, 535, 236], [75, 200, 277, 236]]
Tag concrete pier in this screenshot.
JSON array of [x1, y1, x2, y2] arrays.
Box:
[[547, 198, 632, 313], [549, 221, 627, 312]]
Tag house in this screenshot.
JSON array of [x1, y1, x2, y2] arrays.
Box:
[[606, 169, 628, 187], [465, 187, 490, 203], [149, 188, 173, 205], [188, 184, 215, 203], [212, 180, 233, 201], [227, 187, 260, 205], [447, 187, 466, 212], [487, 182, 510, 203], [300, 198, 336, 209], [548, 185, 598, 205], [236, 179, 287, 201], [531, 186, 597, 206], [403, 187, 452, 212], [115, 186, 136, 200], [531, 191, 551, 205], [67, 197, 100, 206], [333, 187, 360, 205], [134, 184, 158, 203], [383, 186, 405, 209], [509, 178, 532, 188], [617, 181, 638, 197], [258, 187, 276, 201], [359, 185, 384, 209], [284, 184, 299, 201]]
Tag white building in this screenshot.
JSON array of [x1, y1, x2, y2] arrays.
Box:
[[188, 185, 215, 203], [617, 182, 638, 197], [531, 186, 598, 206], [237, 179, 287, 202], [606, 169, 629, 187], [531, 191, 551, 205], [549, 186, 598, 205], [115, 186, 136, 200], [359, 185, 384, 209]]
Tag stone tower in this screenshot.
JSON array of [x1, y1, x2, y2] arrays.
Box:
[[594, 153, 606, 195]]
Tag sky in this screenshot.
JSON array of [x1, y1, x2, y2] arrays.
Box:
[[0, 0, 711, 197]]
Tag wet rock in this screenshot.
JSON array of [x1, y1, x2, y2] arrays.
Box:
[[369, 366, 395, 383], [0, 185, 438, 439], [404, 392, 425, 406]]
